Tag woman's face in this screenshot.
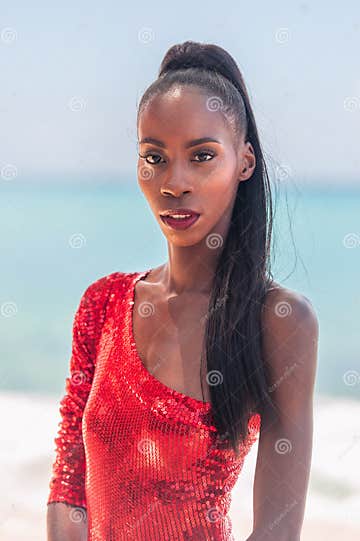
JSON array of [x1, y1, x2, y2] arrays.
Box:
[[137, 86, 255, 247]]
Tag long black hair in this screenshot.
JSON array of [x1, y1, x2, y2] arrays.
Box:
[[137, 41, 278, 458]]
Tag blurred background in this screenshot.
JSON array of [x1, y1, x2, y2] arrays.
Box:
[[0, 1, 359, 539]]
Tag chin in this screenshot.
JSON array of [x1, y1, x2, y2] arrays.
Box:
[[158, 223, 195, 241]]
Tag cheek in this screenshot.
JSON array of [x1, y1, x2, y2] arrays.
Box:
[[137, 161, 156, 185], [201, 162, 238, 205]]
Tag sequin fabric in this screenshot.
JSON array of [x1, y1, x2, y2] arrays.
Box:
[[47, 270, 261, 540]]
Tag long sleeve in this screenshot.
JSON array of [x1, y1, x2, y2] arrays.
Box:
[[47, 276, 112, 509]]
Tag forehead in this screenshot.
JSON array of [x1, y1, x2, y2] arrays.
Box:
[[138, 85, 233, 144]]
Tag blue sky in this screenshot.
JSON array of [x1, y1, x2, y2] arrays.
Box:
[[0, 0, 359, 186]]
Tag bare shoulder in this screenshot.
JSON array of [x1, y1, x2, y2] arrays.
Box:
[[260, 282, 319, 419], [262, 281, 319, 332]]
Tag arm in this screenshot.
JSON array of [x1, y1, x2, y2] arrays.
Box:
[[47, 277, 111, 540], [247, 288, 319, 541]]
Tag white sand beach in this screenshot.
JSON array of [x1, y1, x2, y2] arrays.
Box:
[[0, 391, 359, 540]]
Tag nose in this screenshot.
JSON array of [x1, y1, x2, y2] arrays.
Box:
[[161, 185, 192, 197], [160, 173, 193, 197]]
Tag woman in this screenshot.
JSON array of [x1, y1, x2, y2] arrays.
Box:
[[47, 41, 319, 541]]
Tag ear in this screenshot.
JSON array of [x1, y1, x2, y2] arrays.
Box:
[[238, 141, 256, 182]]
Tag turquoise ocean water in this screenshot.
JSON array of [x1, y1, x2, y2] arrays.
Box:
[[1, 180, 359, 400]]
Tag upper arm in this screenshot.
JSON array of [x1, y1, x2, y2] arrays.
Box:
[[252, 287, 319, 537], [261, 287, 319, 424], [47, 275, 113, 509]]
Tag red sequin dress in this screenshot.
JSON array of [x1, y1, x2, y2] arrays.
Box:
[[47, 269, 261, 540]]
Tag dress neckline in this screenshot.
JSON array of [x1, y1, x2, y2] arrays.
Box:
[[127, 269, 212, 412]]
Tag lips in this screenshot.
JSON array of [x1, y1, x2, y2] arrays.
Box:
[[159, 211, 200, 230], [159, 208, 200, 218]]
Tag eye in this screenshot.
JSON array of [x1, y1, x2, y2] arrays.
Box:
[[138, 152, 164, 165], [137, 149, 216, 165], [192, 150, 216, 162]]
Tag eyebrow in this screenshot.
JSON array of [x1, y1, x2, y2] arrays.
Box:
[[138, 137, 222, 149]]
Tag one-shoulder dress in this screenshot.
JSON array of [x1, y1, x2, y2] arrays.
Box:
[[47, 270, 261, 540]]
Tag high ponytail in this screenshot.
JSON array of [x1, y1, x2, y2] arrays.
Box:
[[137, 41, 277, 458]]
